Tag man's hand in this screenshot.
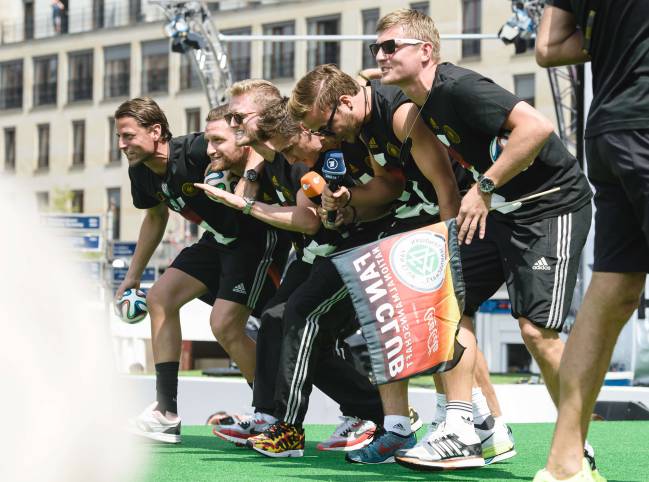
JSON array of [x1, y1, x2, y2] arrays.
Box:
[[114, 277, 140, 301], [457, 184, 491, 245], [321, 185, 350, 212], [194, 183, 246, 210], [317, 206, 345, 230]]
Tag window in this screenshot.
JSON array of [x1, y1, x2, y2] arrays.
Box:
[[186, 108, 201, 134], [72, 120, 85, 167], [71, 190, 84, 213], [104, 45, 130, 98], [37, 124, 50, 170], [4, 128, 16, 171], [222, 27, 251, 82], [24, 0, 34, 40], [506, 344, 532, 373], [0, 60, 23, 110], [68, 51, 93, 102], [108, 117, 121, 164], [179, 54, 201, 91], [33, 56, 57, 106], [107, 187, 121, 240], [514, 73, 535, 107], [141, 40, 169, 94], [462, 0, 481, 58], [410, 2, 429, 15], [361, 9, 379, 70], [128, 0, 142, 24], [263, 22, 295, 80], [93, 0, 105, 29], [307, 15, 340, 70], [36, 191, 49, 211]]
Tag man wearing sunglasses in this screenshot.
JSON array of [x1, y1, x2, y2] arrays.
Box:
[[371, 8, 594, 473], [200, 80, 395, 456]]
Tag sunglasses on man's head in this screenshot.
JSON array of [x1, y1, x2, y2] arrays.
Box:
[[224, 111, 256, 125], [311, 102, 339, 137], [368, 38, 424, 57]]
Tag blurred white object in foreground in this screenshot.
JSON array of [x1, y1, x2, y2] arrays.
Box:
[[0, 178, 144, 482]]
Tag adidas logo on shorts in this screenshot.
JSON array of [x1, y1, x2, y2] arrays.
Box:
[[232, 283, 247, 295], [532, 257, 552, 271]]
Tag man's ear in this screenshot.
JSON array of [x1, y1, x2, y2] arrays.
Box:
[[340, 94, 354, 110], [150, 123, 162, 141], [420, 42, 434, 63]]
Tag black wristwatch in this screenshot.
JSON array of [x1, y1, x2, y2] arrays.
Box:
[[478, 175, 496, 194], [244, 169, 258, 182]]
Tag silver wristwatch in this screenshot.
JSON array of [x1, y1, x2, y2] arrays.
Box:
[[242, 196, 255, 215]]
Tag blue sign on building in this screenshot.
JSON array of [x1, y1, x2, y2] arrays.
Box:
[[66, 234, 102, 252], [112, 241, 137, 258], [112, 266, 156, 284], [41, 214, 102, 230]]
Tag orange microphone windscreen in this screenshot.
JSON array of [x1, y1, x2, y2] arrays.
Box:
[[301, 171, 326, 198]]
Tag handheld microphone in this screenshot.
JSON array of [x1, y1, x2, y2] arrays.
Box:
[[300, 171, 326, 203], [321, 150, 347, 224]]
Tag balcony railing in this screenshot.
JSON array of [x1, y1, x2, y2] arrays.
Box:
[[0, 87, 23, 109], [33, 83, 57, 106], [104, 72, 130, 98], [68, 79, 93, 102], [0, 1, 164, 45]]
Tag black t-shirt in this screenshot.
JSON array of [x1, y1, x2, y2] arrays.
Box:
[[128, 133, 267, 246], [419, 63, 592, 222], [548, 0, 649, 137], [360, 80, 469, 225]]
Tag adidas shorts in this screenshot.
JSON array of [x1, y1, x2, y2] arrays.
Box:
[[462, 202, 591, 331], [169, 231, 287, 316]]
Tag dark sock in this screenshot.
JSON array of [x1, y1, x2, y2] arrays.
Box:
[[155, 361, 179, 415]]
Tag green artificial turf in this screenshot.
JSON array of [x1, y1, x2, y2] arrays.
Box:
[[139, 421, 649, 482]]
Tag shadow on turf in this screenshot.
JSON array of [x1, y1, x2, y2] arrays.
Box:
[[170, 437, 525, 481]]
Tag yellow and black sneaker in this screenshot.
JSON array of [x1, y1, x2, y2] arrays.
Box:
[[246, 421, 305, 458]]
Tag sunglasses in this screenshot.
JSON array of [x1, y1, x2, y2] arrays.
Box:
[[368, 38, 424, 57], [312, 102, 338, 137], [224, 111, 257, 125]]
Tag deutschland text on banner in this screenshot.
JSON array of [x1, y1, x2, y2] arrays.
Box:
[[331, 219, 465, 385]]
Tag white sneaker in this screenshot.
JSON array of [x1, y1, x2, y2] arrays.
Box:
[[317, 416, 376, 451], [212, 413, 273, 445], [128, 402, 181, 444], [395, 422, 485, 471], [474, 416, 517, 464]]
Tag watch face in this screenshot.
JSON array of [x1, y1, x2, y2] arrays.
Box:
[[479, 176, 495, 193], [245, 169, 258, 182]]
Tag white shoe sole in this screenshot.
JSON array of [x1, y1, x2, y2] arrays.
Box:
[[396, 455, 485, 471], [129, 427, 181, 444], [317, 436, 374, 452], [250, 446, 304, 458], [346, 455, 395, 464], [212, 429, 251, 446], [485, 448, 517, 465]]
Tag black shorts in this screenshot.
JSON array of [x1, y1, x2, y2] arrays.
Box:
[[463, 202, 591, 331], [169, 231, 288, 316], [586, 129, 649, 273]]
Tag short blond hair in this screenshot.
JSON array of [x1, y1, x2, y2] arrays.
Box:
[[205, 104, 229, 123], [376, 8, 440, 62], [288, 64, 359, 120], [229, 79, 282, 112]]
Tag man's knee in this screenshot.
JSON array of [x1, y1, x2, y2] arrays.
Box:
[[146, 285, 180, 316], [519, 318, 560, 351], [210, 304, 249, 344], [590, 272, 645, 322]]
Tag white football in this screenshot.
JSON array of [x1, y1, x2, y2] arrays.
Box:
[[204, 169, 238, 193], [114, 288, 148, 324]]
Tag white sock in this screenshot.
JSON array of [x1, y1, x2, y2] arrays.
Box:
[[446, 401, 474, 431], [434, 392, 447, 424], [384, 415, 411, 436], [471, 387, 492, 425]]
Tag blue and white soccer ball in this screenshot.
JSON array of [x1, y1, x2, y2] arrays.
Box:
[[489, 133, 510, 162], [114, 289, 148, 324]]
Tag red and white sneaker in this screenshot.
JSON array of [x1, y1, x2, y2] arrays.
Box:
[[213, 413, 275, 445], [206, 411, 246, 427], [317, 416, 377, 451], [128, 401, 181, 444]]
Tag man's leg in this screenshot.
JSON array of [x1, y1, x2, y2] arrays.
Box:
[[210, 299, 255, 381], [544, 272, 645, 479], [474, 349, 502, 417], [518, 318, 564, 407], [147, 267, 208, 415]]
